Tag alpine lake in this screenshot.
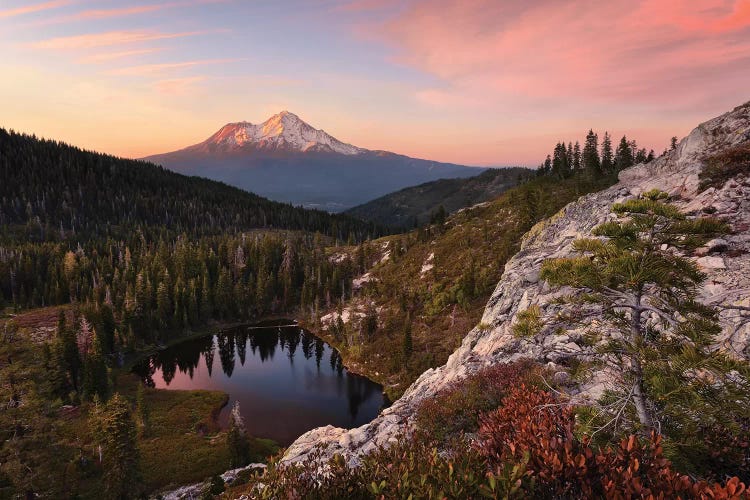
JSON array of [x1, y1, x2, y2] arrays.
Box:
[[132, 320, 387, 445]]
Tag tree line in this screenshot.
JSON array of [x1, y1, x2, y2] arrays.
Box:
[[0, 128, 386, 243], [535, 129, 676, 179]]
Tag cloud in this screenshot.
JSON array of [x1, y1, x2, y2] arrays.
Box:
[[32, 0, 234, 25], [109, 58, 242, 76], [372, 0, 750, 111], [0, 0, 72, 19], [152, 76, 206, 95], [76, 48, 165, 64], [31, 29, 223, 50]]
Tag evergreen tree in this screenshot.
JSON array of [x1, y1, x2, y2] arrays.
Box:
[[634, 147, 649, 165], [573, 141, 582, 172], [552, 142, 570, 179], [42, 342, 69, 401], [540, 191, 749, 471], [582, 130, 601, 177], [90, 393, 141, 500], [614, 135, 634, 171], [402, 316, 413, 363], [227, 401, 251, 468], [58, 311, 82, 393], [601, 132, 613, 172], [135, 384, 149, 438], [156, 278, 172, 330], [82, 339, 109, 401], [670, 136, 678, 150], [95, 304, 116, 356]]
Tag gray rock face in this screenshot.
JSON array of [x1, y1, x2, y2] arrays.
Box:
[[281, 100, 750, 466]]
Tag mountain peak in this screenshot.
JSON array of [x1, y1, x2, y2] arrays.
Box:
[[205, 111, 363, 155]]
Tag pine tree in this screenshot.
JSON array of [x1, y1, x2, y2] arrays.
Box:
[[601, 132, 613, 172], [402, 315, 413, 363], [552, 142, 570, 179], [59, 312, 82, 393], [670, 136, 678, 150], [573, 141, 582, 172], [582, 130, 600, 177], [614, 135, 634, 171], [227, 401, 251, 468], [90, 393, 141, 499], [156, 278, 172, 329], [82, 339, 109, 401], [135, 384, 149, 438], [96, 303, 116, 356], [540, 191, 749, 464]]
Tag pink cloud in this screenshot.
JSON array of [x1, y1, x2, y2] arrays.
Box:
[[109, 58, 242, 76], [152, 76, 206, 95], [30, 29, 223, 49], [0, 0, 72, 18], [374, 0, 750, 111], [32, 0, 234, 25], [76, 48, 165, 64]]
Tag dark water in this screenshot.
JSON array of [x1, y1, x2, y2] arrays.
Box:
[[132, 320, 386, 445]]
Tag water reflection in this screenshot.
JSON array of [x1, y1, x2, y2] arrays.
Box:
[[132, 321, 386, 445]]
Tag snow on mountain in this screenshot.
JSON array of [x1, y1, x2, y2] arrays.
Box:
[[203, 111, 364, 155]]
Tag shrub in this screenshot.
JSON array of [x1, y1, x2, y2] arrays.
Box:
[[252, 436, 528, 500], [699, 142, 750, 191], [512, 305, 544, 338], [238, 385, 748, 499], [478, 385, 748, 499], [414, 360, 540, 443]]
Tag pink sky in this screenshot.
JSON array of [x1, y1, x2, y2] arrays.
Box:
[[1, 0, 749, 165]]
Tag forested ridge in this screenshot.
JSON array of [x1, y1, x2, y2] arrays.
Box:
[[344, 167, 531, 228], [0, 129, 373, 409], [0, 128, 383, 497], [0, 128, 384, 242]]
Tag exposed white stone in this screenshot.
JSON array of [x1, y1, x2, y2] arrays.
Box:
[[696, 256, 726, 269], [278, 101, 750, 468]]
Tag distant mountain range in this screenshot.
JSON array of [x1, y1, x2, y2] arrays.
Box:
[[144, 111, 483, 211], [344, 167, 532, 228]]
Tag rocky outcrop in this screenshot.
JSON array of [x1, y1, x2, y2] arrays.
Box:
[[160, 464, 266, 500], [282, 100, 750, 466]]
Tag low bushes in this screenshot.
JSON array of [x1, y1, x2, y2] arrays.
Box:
[[414, 360, 541, 443], [235, 362, 748, 499], [699, 142, 750, 191], [479, 384, 748, 498]]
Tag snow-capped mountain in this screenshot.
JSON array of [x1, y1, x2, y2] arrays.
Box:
[[144, 111, 483, 211], [202, 111, 364, 155]]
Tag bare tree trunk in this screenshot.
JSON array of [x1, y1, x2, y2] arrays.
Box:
[[630, 356, 653, 429], [630, 294, 654, 430]]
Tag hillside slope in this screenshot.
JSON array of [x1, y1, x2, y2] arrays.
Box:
[[0, 128, 383, 241], [307, 173, 616, 400], [283, 101, 750, 465], [344, 167, 531, 227]]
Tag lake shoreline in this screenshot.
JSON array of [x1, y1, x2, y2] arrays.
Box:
[[131, 318, 387, 446]]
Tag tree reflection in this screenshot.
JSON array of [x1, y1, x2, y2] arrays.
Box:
[[217, 333, 235, 377], [131, 323, 387, 427]]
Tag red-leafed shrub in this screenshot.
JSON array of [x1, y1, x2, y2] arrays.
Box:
[[478, 385, 749, 499], [415, 359, 541, 443]]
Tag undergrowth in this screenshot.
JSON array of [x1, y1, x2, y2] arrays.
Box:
[[231, 361, 748, 499], [699, 142, 750, 191]]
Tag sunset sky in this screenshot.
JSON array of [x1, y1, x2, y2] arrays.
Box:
[[1, 0, 749, 166]]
